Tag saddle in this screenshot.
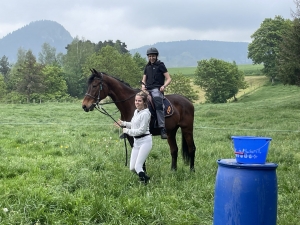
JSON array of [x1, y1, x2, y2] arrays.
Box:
[[147, 95, 174, 135], [147, 95, 174, 118]]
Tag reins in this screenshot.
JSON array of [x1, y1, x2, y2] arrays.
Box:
[[94, 104, 129, 166], [85, 72, 138, 166]]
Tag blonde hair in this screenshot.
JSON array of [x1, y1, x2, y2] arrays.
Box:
[[136, 91, 149, 108]]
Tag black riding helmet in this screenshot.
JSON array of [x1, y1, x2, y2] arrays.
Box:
[[146, 47, 159, 56]]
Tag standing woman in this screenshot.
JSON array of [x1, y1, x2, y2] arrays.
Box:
[[118, 91, 152, 184]]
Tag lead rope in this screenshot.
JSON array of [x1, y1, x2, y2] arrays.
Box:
[[94, 104, 128, 167]]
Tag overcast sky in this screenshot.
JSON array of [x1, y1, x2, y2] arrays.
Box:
[[0, 0, 295, 50]]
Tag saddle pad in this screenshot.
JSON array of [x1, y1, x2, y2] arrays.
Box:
[[148, 97, 174, 118]]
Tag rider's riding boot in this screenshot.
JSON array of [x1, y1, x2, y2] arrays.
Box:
[[138, 172, 150, 184], [160, 128, 167, 139]]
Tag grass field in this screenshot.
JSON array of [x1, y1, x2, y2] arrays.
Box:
[[0, 83, 300, 224], [168, 67, 197, 77], [168, 64, 264, 77], [237, 64, 264, 75], [169, 64, 267, 103]]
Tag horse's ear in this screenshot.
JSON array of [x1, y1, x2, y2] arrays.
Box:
[[92, 68, 98, 74]]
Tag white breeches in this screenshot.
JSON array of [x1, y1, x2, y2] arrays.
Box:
[[130, 135, 152, 174]]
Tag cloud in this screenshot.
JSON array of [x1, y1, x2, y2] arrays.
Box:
[[0, 0, 295, 49]]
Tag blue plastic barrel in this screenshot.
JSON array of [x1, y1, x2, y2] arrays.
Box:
[[213, 159, 278, 225]]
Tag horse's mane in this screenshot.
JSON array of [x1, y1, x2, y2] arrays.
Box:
[[88, 71, 131, 87]]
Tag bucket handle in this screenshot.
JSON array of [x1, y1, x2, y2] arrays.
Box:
[[232, 139, 271, 154]]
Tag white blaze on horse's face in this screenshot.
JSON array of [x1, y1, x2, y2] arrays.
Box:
[[135, 96, 144, 111]]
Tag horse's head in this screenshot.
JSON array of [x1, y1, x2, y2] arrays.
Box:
[[82, 69, 109, 112]]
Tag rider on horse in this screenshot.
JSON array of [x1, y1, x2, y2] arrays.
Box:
[[142, 47, 172, 139]]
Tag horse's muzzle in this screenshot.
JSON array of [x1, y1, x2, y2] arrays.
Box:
[[82, 104, 95, 112]]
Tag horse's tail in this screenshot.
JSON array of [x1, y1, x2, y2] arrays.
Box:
[[182, 133, 191, 165]]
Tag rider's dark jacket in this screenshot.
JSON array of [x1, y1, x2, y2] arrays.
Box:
[[144, 60, 168, 90]]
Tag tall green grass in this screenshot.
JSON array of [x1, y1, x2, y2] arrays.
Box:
[[0, 84, 299, 224]]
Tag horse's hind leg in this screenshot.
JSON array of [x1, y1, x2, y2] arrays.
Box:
[[181, 127, 196, 171], [167, 128, 179, 170]]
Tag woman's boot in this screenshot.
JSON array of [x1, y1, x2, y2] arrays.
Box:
[[138, 172, 150, 184]]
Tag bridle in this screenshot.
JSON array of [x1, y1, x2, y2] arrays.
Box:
[[84, 72, 137, 166], [85, 73, 103, 106], [85, 72, 137, 107]]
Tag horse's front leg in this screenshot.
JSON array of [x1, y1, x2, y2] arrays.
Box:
[[167, 132, 178, 171]]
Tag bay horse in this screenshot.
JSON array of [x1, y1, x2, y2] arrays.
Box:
[[82, 69, 196, 171]]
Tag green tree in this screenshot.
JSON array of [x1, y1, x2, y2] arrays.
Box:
[[83, 45, 141, 87], [165, 73, 199, 103], [0, 55, 11, 83], [15, 50, 45, 102], [194, 58, 247, 103], [132, 52, 147, 73], [38, 43, 57, 65], [5, 48, 27, 92], [56, 52, 64, 67], [95, 40, 129, 54], [15, 48, 27, 66], [63, 37, 95, 97], [277, 0, 300, 86], [248, 16, 292, 83], [41, 65, 68, 99], [114, 40, 129, 54], [0, 75, 7, 99]]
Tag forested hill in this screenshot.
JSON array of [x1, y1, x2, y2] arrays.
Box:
[[0, 20, 251, 67], [0, 20, 73, 62], [130, 40, 252, 67]]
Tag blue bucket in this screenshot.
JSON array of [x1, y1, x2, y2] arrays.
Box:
[[231, 136, 272, 164]]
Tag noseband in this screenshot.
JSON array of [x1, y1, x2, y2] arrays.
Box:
[[85, 73, 103, 105]]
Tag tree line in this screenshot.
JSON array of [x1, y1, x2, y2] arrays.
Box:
[[0, 38, 201, 103], [1, 0, 300, 104], [0, 36, 248, 104]]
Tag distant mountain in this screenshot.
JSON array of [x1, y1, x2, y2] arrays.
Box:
[[0, 20, 73, 63], [0, 20, 251, 67], [130, 40, 252, 67]]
